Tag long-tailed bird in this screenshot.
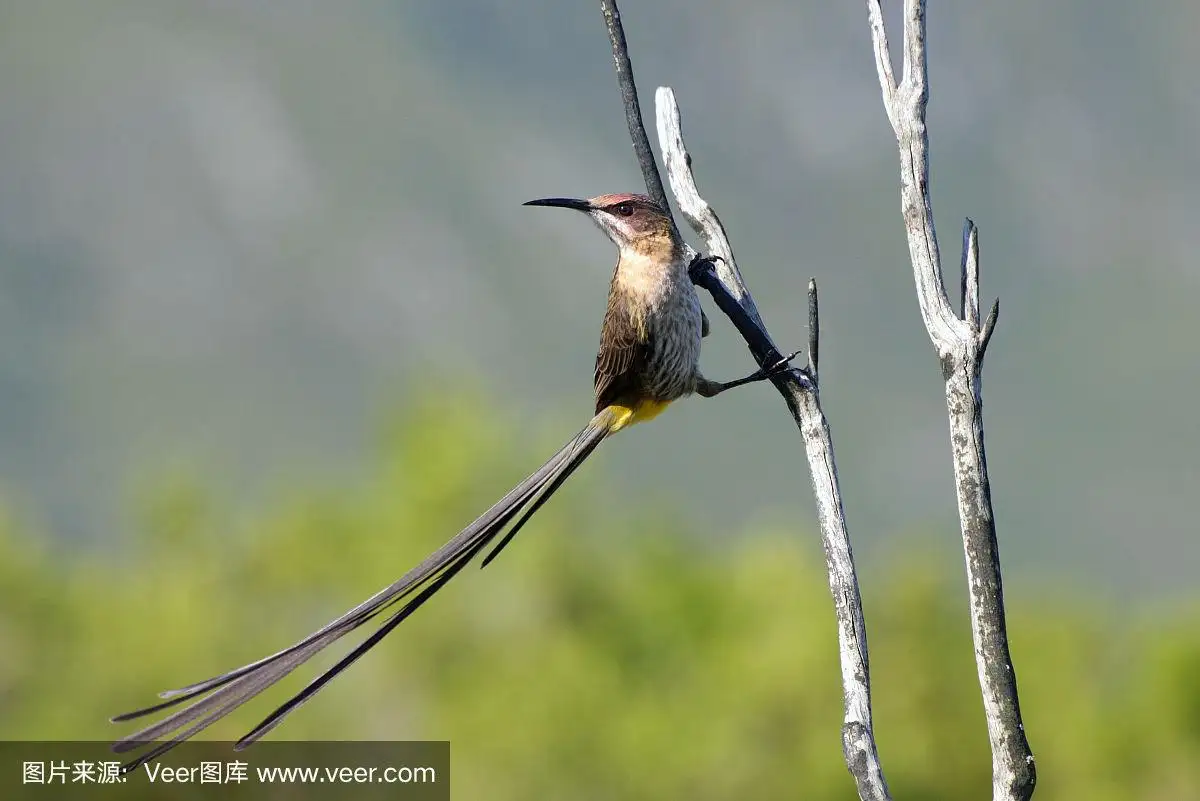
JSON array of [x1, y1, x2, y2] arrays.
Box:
[[111, 193, 792, 770]]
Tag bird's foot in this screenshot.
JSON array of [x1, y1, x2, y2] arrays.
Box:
[[697, 348, 802, 397], [742, 348, 802, 384], [766, 348, 803, 377], [687, 253, 724, 283]]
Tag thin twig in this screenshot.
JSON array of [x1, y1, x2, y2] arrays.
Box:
[[961, 220, 981, 328], [597, 4, 890, 799], [863, 2, 1036, 799], [808, 278, 820, 380], [864, 0, 898, 126], [600, 0, 669, 215], [980, 298, 1000, 356]]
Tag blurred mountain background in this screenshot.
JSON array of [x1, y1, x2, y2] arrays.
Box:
[[2, 0, 1198, 593], [0, 1, 1197, 798]]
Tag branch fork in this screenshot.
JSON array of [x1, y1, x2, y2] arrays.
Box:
[[865, 2, 1035, 799], [595, 2, 1033, 800], [597, 3, 888, 798]]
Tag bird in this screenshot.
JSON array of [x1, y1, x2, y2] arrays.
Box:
[[110, 192, 793, 771]]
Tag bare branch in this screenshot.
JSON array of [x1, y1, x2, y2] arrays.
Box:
[[655, 50, 889, 801], [600, 0, 669, 215], [961, 219, 980, 327], [655, 88, 768, 334], [808, 278, 820, 380], [864, 0, 897, 126], [867, 0, 959, 352], [900, 0, 928, 98], [980, 298, 1000, 355], [686, 258, 888, 801], [863, 2, 1036, 799], [601, 4, 890, 798], [793, 386, 888, 801]]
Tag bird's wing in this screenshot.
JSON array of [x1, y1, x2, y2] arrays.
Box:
[[594, 285, 650, 413]]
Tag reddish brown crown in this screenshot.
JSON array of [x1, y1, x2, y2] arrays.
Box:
[[587, 193, 662, 214]]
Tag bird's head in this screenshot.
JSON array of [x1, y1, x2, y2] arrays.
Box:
[[524, 193, 679, 258]]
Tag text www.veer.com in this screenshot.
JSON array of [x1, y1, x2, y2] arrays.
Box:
[[255, 765, 436, 784], [143, 764, 437, 784]]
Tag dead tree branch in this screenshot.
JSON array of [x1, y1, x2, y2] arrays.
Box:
[[599, 3, 890, 798], [600, 0, 669, 214], [863, 2, 1035, 799]]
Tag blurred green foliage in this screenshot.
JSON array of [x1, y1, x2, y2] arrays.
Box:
[[0, 395, 1197, 799]]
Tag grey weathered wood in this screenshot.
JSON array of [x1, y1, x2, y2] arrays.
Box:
[[600, 3, 890, 798], [863, 2, 1036, 799], [657, 86, 890, 801]]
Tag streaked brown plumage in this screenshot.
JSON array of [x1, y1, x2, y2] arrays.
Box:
[[591, 193, 706, 413], [110, 192, 783, 772]]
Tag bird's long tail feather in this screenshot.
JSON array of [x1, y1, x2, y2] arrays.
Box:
[[110, 407, 617, 772]]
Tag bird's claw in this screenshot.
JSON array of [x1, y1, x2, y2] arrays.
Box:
[[778, 348, 803, 370], [764, 348, 802, 378], [687, 253, 724, 282], [737, 349, 802, 386]]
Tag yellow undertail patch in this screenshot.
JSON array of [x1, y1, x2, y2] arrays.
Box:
[[607, 399, 672, 433]]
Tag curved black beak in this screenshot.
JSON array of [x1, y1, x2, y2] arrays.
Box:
[[523, 197, 592, 212]]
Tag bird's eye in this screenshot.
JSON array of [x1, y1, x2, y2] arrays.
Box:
[[614, 203, 634, 217]]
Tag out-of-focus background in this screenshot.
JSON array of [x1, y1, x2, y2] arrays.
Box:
[[1, 1, 1197, 798]]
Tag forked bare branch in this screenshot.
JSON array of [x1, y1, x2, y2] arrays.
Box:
[[599, 3, 890, 798], [864, 2, 1036, 799]]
